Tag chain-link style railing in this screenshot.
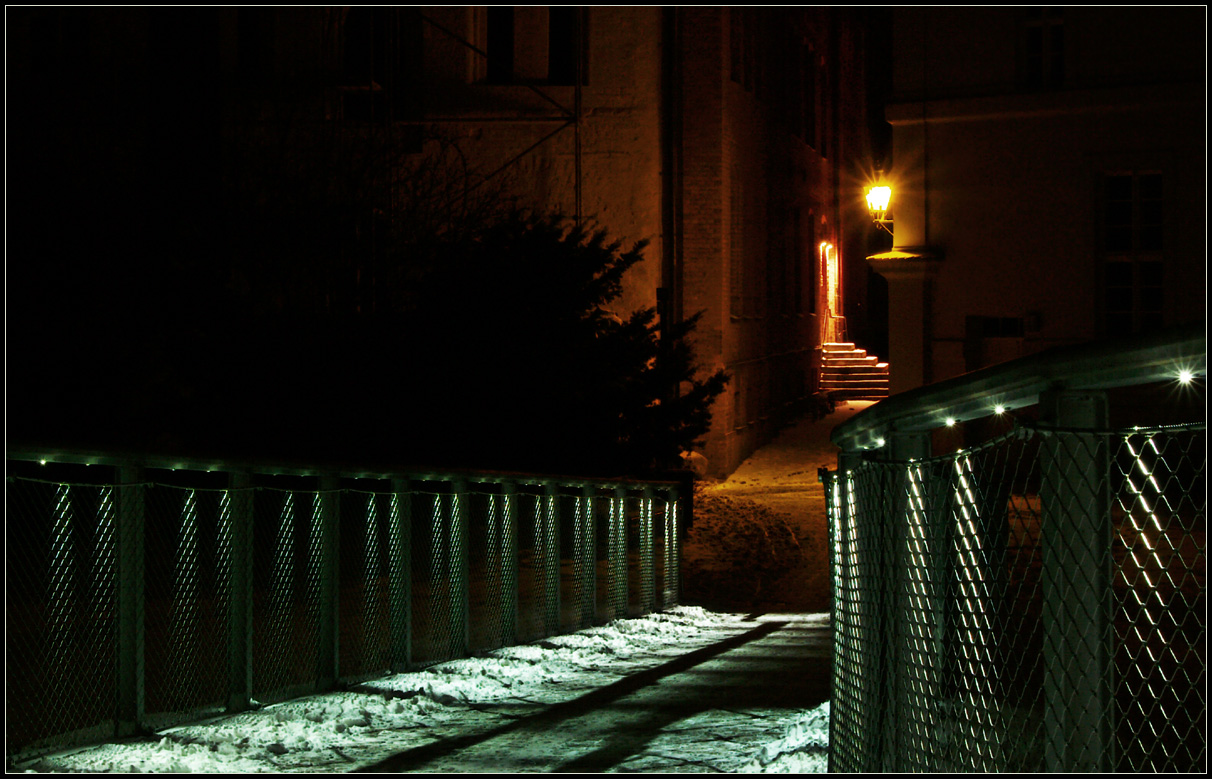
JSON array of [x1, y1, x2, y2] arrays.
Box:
[[823, 326, 1205, 773], [826, 423, 1205, 772], [5, 457, 685, 762]]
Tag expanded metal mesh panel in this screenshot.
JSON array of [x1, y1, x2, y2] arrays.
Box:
[[411, 488, 468, 667], [6, 476, 119, 757], [659, 496, 680, 607], [514, 488, 553, 642], [1110, 427, 1206, 772], [558, 490, 596, 631], [467, 486, 518, 652], [142, 481, 231, 727], [607, 490, 628, 621], [827, 424, 1206, 773], [338, 487, 395, 682], [627, 492, 656, 616], [251, 487, 323, 701]]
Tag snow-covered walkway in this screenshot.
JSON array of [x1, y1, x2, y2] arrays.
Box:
[[18, 608, 830, 773]]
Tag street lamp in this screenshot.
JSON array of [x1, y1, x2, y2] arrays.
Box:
[[865, 183, 893, 235]]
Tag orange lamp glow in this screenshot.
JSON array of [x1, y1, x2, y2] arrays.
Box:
[[865, 185, 891, 216], [865, 184, 893, 235]]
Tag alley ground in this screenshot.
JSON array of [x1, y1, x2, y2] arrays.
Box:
[[17, 403, 866, 774], [685, 400, 874, 614]]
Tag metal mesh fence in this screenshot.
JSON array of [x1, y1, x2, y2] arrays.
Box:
[[6, 462, 683, 762], [142, 478, 232, 728], [7, 476, 119, 753], [826, 423, 1206, 773]]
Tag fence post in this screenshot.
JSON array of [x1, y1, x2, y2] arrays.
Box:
[[225, 472, 254, 712], [316, 475, 340, 689], [1039, 389, 1112, 772], [390, 479, 412, 671], [115, 465, 145, 736]]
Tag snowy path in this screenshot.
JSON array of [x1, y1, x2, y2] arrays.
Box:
[[18, 608, 831, 773]]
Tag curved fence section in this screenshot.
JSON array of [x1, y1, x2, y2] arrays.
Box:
[[5, 456, 685, 762], [823, 326, 1206, 773]]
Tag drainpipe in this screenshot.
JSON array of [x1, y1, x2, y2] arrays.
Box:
[[660, 7, 684, 330]]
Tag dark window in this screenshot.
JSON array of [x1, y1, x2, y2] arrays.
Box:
[[730, 9, 742, 83], [340, 7, 424, 131], [818, 50, 828, 158], [1021, 8, 1064, 89], [237, 8, 274, 82], [1104, 172, 1164, 253], [804, 46, 818, 150], [485, 6, 515, 84], [1102, 172, 1165, 336], [547, 7, 582, 85], [485, 7, 585, 85], [806, 214, 817, 314], [793, 210, 804, 314], [743, 9, 757, 93]]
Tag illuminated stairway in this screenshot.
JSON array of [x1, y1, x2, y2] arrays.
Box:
[[820, 342, 889, 400]]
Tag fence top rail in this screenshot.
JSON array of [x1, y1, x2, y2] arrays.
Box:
[[831, 323, 1206, 453], [4, 446, 686, 492]]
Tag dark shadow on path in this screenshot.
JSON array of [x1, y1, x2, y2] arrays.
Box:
[[355, 620, 788, 772]]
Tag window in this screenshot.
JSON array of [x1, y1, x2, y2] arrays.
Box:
[[237, 8, 274, 82], [729, 9, 742, 84], [339, 7, 423, 129], [803, 47, 818, 150], [805, 211, 816, 314], [1021, 8, 1064, 89], [1102, 172, 1165, 337], [484, 6, 584, 85]]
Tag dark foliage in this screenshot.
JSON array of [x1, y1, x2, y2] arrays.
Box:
[[382, 213, 729, 475]]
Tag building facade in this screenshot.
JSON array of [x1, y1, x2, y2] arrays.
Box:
[[873, 7, 1206, 395], [7, 7, 876, 477]]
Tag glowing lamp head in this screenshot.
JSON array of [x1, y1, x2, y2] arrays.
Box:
[[1178, 369, 1195, 384], [945, 417, 957, 427], [994, 404, 1006, 415], [866, 185, 892, 218]]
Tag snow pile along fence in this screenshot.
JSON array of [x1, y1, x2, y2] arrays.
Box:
[[822, 325, 1206, 773], [5, 455, 685, 762]]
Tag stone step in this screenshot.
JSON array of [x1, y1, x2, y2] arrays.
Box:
[[824, 380, 892, 387], [821, 343, 889, 401], [822, 371, 889, 381], [822, 360, 888, 371], [826, 387, 890, 400], [824, 348, 868, 360], [823, 356, 879, 367]]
